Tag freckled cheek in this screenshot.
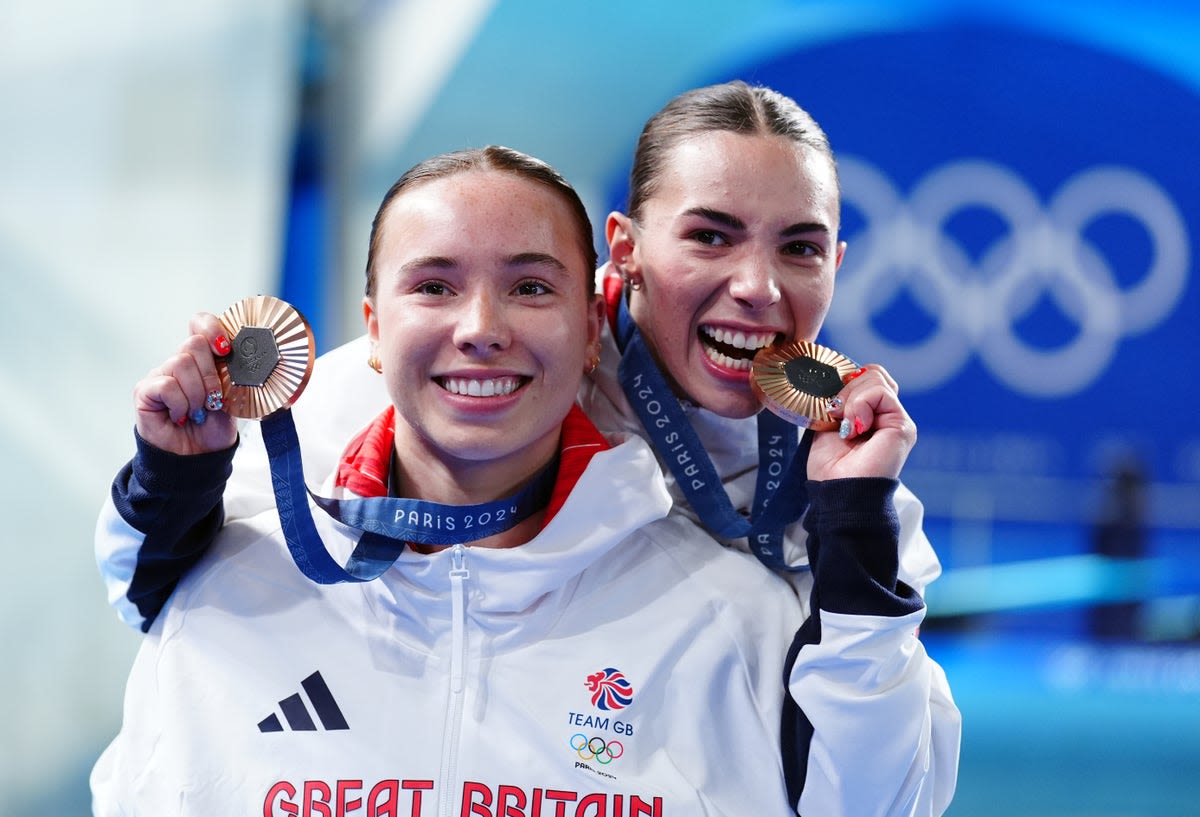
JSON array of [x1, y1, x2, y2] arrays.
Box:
[[785, 279, 834, 319], [535, 328, 584, 365], [383, 337, 435, 385], [660, 326, 695, 367]]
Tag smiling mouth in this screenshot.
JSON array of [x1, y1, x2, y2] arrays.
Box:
[[699, 326, 782, 372], [438, 376, 526, 397]]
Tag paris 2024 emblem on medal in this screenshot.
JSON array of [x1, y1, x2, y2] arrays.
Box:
[[750, 341, 859, 431], [215, 295, 316, 419]]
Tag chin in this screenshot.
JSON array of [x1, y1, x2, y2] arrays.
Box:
[[691, 385, 762, 420], [712, 401, 763, 421]]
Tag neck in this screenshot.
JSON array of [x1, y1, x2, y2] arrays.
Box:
[[389, 436, 559, 552]]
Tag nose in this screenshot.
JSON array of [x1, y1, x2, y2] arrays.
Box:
[[454, 289, 510, 353], [728, 252, 781, 311]]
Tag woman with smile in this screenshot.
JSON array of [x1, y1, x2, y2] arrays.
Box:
[[365, 168, 599, 506], [97, 83, 960, 816], [607, 129, 842, 419]]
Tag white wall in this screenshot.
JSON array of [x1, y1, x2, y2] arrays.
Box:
[[0, 1, 298, 811]]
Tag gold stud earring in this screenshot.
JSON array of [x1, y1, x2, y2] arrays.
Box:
[[367, 351, 382, 373], [586, 354, 601, 375]]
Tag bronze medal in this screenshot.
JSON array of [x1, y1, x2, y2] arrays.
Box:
[[750, 341, 858, 430], [215, 295, 316, 419]]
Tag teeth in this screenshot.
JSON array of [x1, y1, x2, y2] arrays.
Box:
[[441, 376, 520, 397], [702, 326, 776, 350], [703, 345, 754, 371]]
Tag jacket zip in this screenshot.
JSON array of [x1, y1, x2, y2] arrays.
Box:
[[437, 543, 470, 817]]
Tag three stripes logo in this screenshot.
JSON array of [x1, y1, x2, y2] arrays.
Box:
[[258, 671, 349, 733]]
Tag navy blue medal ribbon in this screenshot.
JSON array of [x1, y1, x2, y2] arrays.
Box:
[[261, 410, 558, 584], [614, 296, 811, 572]]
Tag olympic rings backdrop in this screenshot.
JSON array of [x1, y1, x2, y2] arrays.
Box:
[[711, 24, 1200, 538]]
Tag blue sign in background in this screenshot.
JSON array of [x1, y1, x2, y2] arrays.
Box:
[[604, 21, 1199, 530]]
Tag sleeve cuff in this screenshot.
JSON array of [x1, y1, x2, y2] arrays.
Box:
[[804, 477, 924, 617]]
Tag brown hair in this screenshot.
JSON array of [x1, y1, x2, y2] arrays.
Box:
[[626, 81, 838, 223], [365, 145, 597, 298]]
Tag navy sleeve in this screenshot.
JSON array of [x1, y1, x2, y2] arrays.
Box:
[[781, 477, 926, 810], [801, 477, 925, 617], [111, 431, 236, 631]]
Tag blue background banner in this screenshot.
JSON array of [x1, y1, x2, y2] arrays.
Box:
[[598, 19, 1199, 529]]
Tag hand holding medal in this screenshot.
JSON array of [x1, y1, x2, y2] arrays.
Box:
[[133, 295, 315, 457], [750, 341, 917, 481]]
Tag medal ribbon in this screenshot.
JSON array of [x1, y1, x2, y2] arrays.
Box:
[[614, 296, 811, 571], [261, 410, 558, 584]]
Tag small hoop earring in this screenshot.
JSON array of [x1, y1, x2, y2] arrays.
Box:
[[626, 273, 643, 292], [367, 352, 383, 373], [586, 354, 601, 375]]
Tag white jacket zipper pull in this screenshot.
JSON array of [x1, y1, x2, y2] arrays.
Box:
[[449, 543, 469, 693]]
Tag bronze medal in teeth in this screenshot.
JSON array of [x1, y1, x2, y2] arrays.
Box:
[[750, 341, 858, 430]]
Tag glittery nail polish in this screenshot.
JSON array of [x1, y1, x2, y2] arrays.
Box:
[[839, 418, 852, 439], [190, 408, 207, 425], [205, 390, 224, 412]]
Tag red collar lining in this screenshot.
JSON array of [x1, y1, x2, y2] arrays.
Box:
[[334, 404, 609, 530]]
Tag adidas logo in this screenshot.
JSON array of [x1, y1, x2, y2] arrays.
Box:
[[258, 671, 349, 733]]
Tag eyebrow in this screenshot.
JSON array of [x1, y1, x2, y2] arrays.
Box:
[[780, 221, 832, 239], [507, 252, 568, 271], [399, 252, 568, 274], [684, 207, 831, 240], [400, 255, 455, 273], [685, 207, 745, 231]]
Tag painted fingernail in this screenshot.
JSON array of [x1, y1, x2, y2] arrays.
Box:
[[827, 396, 844, 411], [853, 417, 866, 436], [189, 408, 207, 425], [175, 415, 188, 427], [205, 390, 224, 412], [842, 366, 868, 384], [213, 335, 232, 356], [839, 418, 852, 439]]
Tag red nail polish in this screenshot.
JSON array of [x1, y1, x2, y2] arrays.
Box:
[[213, 335, 232, 356], [853, 417, 866, 436], [842, 366, 868, 384], [175, 415, 188, 427]]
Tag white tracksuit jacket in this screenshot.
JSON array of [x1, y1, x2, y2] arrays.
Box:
[[93, 410, 935, 816]]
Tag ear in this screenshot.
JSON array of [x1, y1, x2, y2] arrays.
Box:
[[605, 211, 639, 275], [834, 240, 847, 271], [363, 296, 379, 345]]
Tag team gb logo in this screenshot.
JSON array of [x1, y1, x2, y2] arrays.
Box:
[[585, 668, 634, 711]]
